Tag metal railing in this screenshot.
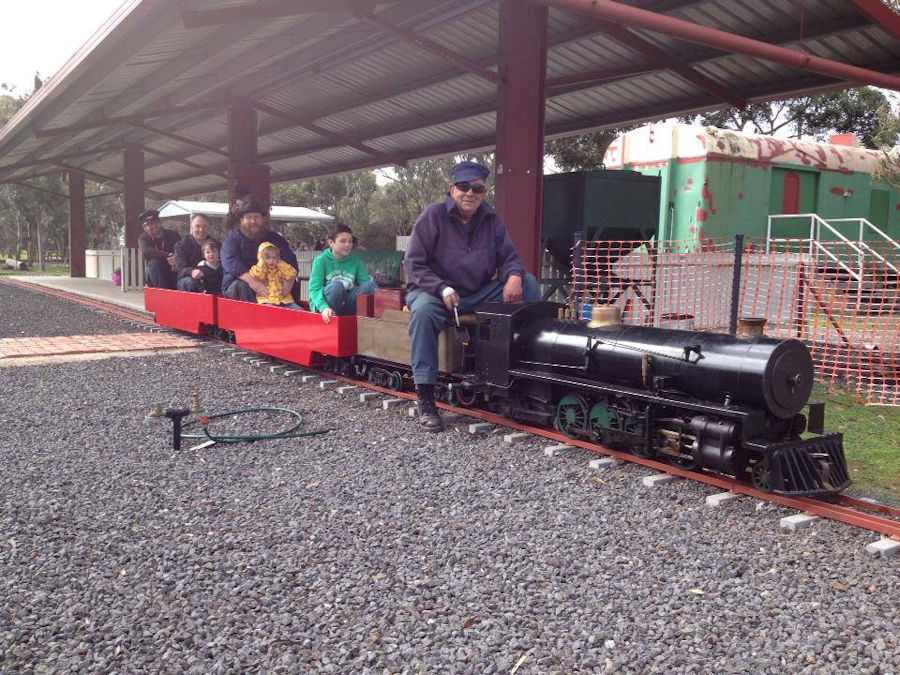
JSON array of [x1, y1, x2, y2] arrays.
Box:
[[767, 214, 900, 295]]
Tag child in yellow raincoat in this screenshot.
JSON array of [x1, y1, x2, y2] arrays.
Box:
[[248, 242, 302, 309]]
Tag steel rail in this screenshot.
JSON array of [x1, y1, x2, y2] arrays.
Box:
[[311, 368, 900, 539], [0, 277, 156, 325], [7, 278, 899, 540]]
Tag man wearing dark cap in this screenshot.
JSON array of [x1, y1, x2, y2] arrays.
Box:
[[220, 199, 299, 302], [137, 209, 181, 289], [404, 160, 540, 432]]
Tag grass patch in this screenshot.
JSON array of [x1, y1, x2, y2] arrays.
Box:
[[814, 382, 900, 504], [0, 264, 70, 277]]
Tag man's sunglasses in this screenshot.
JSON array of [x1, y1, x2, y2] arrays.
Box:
[[453, 181, 488, 194]]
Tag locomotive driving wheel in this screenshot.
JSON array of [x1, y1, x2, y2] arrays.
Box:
[[751, 462, 773, 492], [388, 371, 403, 391], [556, 393, 589, 439]]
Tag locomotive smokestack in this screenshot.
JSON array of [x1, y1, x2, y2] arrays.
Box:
[[587, 304, 622, 328], [737, 317, 767, 338]]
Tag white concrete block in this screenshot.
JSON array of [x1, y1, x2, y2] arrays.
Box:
[[269, 365, 288, 373], [337, 386, 358, 395], [642, 473, 679, 487], [359, 392, 381, 403], [865, 538, 900, 557], [408, 406, 418, 417], [300, 375, 320, 384], [382, 398, 406, 409], [283, 369, 303, 377], [468, 422, 494, 433], [779, 513, 821, 531], [504, 432, 530, 444], [544, 444, 574, 457], [250, 359, 269, 367], [318, 379, 339, 389], [706, 491, 742, 507], [230, 351, 248, 358], [589, 457, 623, 470]]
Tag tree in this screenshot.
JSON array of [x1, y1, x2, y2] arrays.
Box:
[[545, 129, 635, 171], [680, 87, 896, 149], [871, 102, 900, 191], [368, 153, 495, 245]]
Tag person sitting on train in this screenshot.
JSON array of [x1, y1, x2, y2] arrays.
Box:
[[404, 160, 541, 432], [137, 209, 181, 289], [221, 199, 299, 303], [248, 242, 303, 310], [308, 222, 378, 324], [186, 239, 224, 295], [174, 213, 216, 292]]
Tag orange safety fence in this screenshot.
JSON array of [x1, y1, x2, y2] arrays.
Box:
[[570, 237, 900, 406]]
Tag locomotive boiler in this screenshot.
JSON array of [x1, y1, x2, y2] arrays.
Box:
[[468, 302, 849, 497]]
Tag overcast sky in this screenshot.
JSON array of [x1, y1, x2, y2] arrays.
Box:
[[1, 0, 124, 95]]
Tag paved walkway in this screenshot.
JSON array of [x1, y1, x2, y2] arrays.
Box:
[[0, 332, 198, 359], [5, 276, 147, 312]]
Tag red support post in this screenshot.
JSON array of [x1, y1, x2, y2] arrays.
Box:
[[68, 171, 86, 278], [123, 145, 145, 248], [228, 100, 258, 165], [494, 0, 548, 277], [227, 100, 270, 206]]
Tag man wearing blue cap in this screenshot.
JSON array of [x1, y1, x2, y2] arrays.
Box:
[[404, 160, 540, 432]]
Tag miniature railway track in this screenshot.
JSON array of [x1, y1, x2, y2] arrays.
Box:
[[0, 278, 156, 325], [12, 279, 900, 541]]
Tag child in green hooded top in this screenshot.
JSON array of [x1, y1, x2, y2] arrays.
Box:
[[308, 222, 377, 323]]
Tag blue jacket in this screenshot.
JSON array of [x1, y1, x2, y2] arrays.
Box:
[[221, 228, 297, 291], [404, 195, 525, 296]]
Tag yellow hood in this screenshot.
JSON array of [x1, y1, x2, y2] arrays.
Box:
[[257, 242, 279, 264]]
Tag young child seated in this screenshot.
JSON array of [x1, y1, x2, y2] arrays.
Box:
[[309, 222, 377, 323], [192, 239, 223, 295], [248, 242, 302, 310]]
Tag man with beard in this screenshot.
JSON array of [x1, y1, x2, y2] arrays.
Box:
[[404, 161, 540, 432], [221, 199, 298, 303], [137, 209, 181, 289]]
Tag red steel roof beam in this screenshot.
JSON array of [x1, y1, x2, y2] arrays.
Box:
[[0, 142, 126, 179], [34, 100, 232, 139], [251, 101, 407, 167], [846, 0, 900, 40], [532, 0, 900, 91], [598, 22, 747, 107], [355, 12, 502, 85], [182, 0, 383, 28], [546, 64, 659, 89], [134, 123, 231, 159], [139, 145, 228, 180]]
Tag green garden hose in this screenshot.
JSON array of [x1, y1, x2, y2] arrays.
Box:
[[180, 406, 332, 444]]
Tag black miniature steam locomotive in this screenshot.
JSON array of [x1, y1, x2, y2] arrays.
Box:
[[345, 301, 849, 497]]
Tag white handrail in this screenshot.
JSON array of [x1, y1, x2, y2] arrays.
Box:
[[810, 240, 860, 283]]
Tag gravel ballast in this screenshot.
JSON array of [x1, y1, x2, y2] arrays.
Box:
[[1, 283, 898, 673]]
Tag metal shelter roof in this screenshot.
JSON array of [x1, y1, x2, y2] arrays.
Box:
[[0, 0, 898, 199], [156, 200, 334, 222]]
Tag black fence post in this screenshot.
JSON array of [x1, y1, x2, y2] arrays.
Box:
[[729, 234, 744, 335], [572, 229, 583, 300]]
